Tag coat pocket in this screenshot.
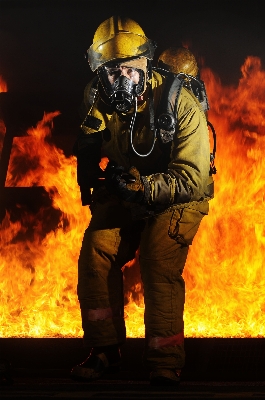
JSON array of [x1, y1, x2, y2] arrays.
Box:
[[168, 206, 208, 245]]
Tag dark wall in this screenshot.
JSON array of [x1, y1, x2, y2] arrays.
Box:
[[0, 0, 265, 136]]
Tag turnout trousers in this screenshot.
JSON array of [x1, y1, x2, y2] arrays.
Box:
[[77, 196, 208, 370]]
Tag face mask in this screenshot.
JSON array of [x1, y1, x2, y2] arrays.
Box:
[[98, 58, 147, 112], [109, 74, 137, 112]]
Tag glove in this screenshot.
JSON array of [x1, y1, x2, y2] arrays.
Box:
[[105, 165, 146, 203]]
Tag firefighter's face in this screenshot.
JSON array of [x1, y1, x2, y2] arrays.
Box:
[[104, 65, 140, 85]]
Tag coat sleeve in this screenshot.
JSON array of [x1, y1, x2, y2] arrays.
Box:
[[142, 87, 211, 206]]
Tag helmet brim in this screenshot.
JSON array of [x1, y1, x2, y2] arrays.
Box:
[[87, 32, 156, 71]]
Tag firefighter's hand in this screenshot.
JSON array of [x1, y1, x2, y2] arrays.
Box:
[[105, 165, 146, 203]]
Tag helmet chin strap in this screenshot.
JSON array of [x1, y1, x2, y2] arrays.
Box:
[[129, 83, 156, 157]]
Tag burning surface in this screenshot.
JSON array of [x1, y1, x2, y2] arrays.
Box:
[[184, 56, 265, 338], [1, 112, 90, 337], [0, 56, 265, 338]]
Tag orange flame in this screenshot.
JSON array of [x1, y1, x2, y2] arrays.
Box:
[[0, 75, 8, 93], [1, 57, 265, 338], [118, 56, 265, 338], [0, 76, 7, 156], [182, 56, 265, 338], [1, 112, 90, 337]]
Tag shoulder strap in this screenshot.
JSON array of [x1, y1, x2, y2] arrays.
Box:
[[84, 76, 100, 110], [154, 69, 184, 144], [154, 68, 217, 175], [81, 76, 105, 133]]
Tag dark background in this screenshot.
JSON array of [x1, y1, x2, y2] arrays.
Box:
[[0, 0, 265, 147]]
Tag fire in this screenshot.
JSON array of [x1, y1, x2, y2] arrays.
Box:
[[1, 56, 265, 338], [1, 111, 90, 337], [0, 75, 7, 93], [0, 75, 7, 156], [183, 56, 265, 337]]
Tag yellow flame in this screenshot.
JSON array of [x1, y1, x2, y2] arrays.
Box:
[[1, 58, 265, 337]]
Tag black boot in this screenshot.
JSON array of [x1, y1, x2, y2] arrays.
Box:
[[150, 368, 181, 387], [70, 345, 121, 382]]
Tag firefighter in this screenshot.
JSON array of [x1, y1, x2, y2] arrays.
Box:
[[71, 16, 214, 386]]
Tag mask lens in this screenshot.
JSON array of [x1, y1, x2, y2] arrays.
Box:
[[126, 67, 137, 78], [105, 67, 120, 77], [105, 66, 138, 83], [98, 62, 145, 112]]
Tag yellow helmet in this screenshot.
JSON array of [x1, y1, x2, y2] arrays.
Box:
[[158, 47, 199, 77], [87, 16, 156, 71]]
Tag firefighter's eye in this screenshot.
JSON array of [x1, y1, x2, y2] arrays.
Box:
[[126, 68, 136, 76], [106, 68, 120, 76]]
